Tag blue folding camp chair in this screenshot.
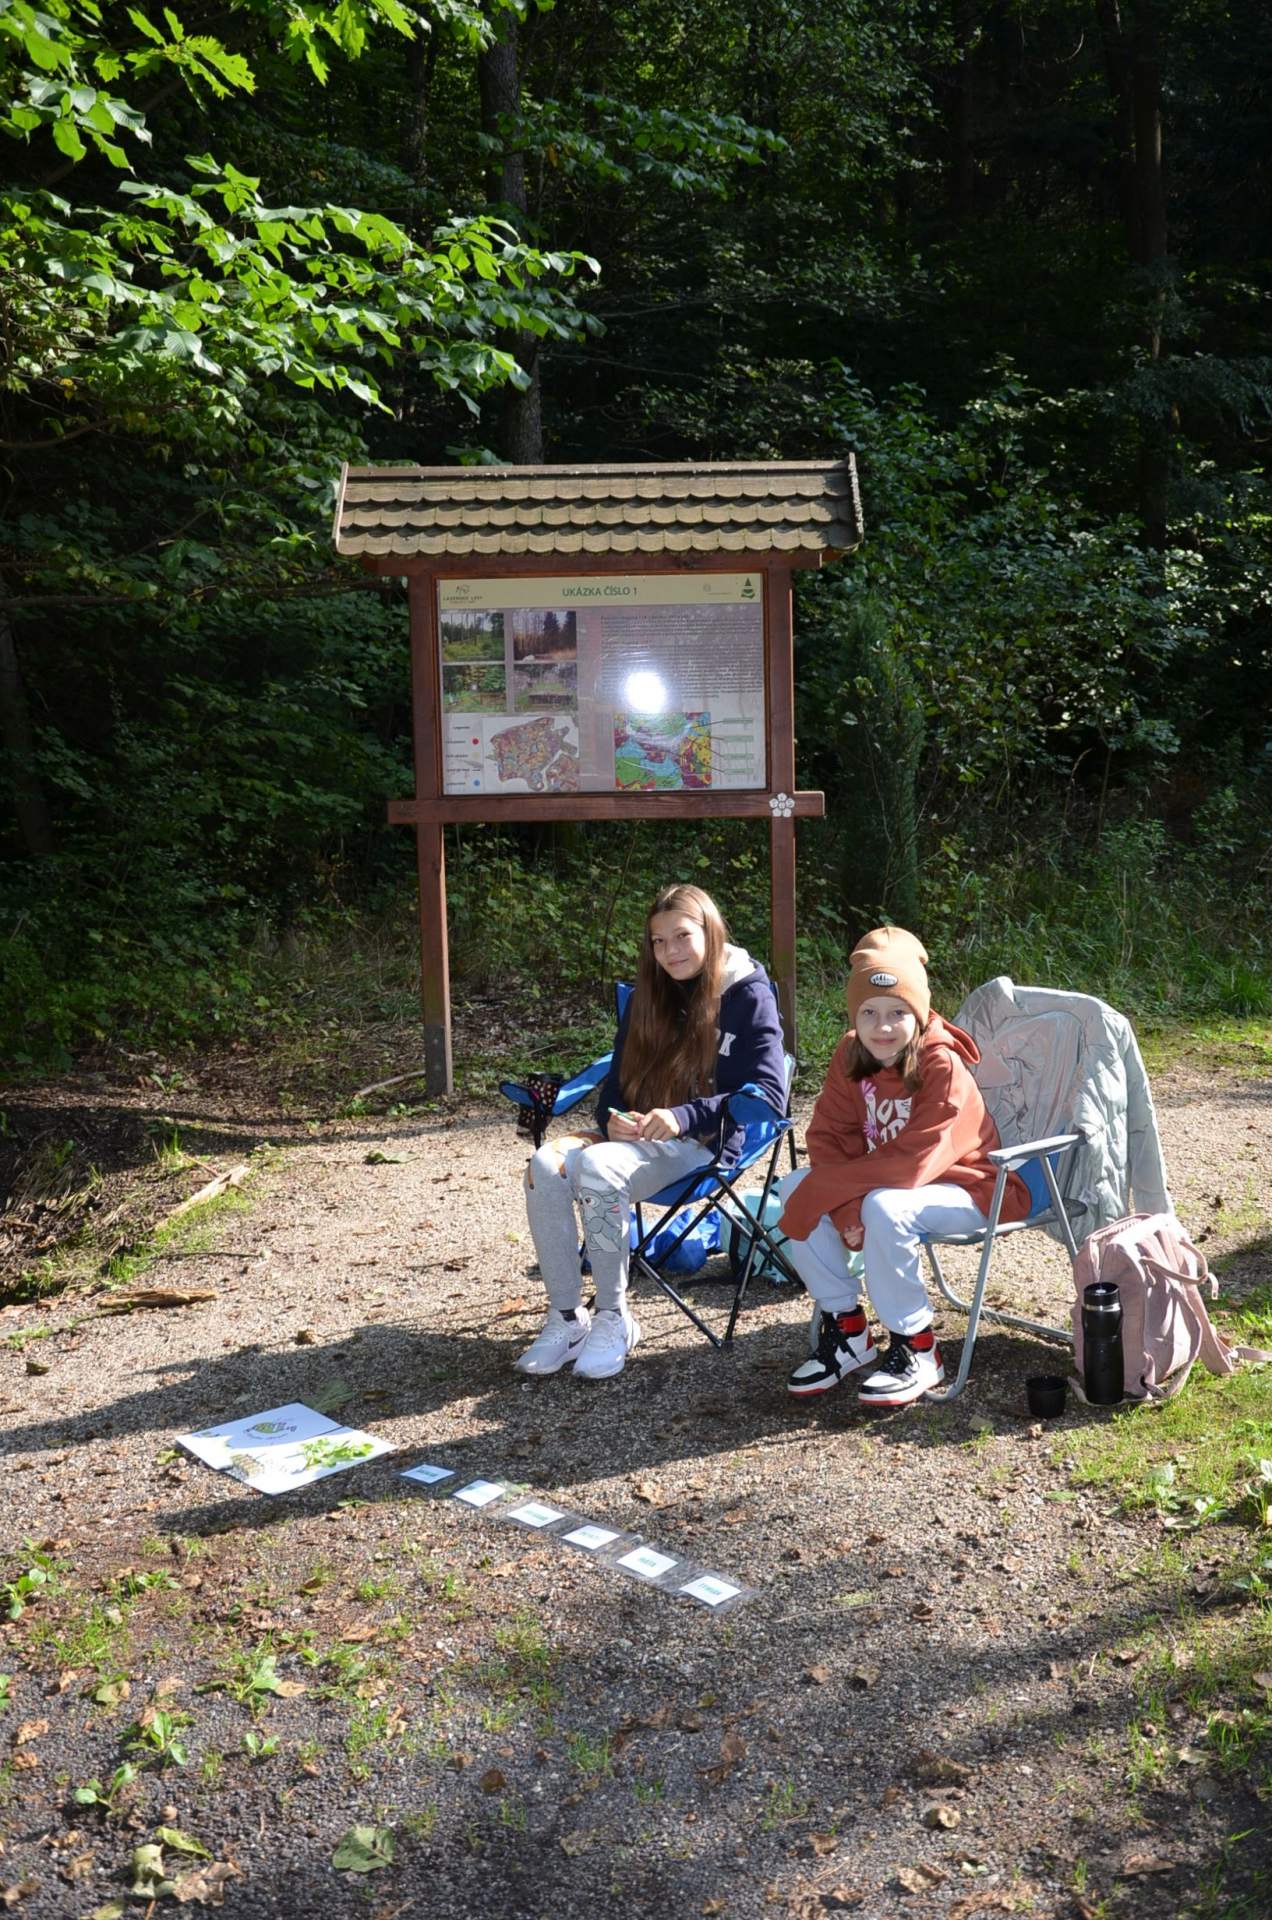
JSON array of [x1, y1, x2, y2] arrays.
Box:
[[501, 985, 801, 1348]]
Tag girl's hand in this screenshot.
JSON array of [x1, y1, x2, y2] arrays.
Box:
[[638, 1107, 682, 1142], [607, 1110, 643, 1141], [840, 1224, 864, 1251]]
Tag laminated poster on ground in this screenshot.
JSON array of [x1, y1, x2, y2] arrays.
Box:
[[177, 1403, 393, 1496]]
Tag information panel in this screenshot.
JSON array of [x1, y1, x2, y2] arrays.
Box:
[[437, 573, 766, 796]]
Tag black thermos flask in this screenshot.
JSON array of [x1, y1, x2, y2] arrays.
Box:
[[1082, 1280, 1124, 1405]]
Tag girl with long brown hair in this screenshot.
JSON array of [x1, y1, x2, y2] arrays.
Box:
[[518, 884, 786, 1379]]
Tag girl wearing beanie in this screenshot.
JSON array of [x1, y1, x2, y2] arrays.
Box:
[[777, 927, 1030, 1407]]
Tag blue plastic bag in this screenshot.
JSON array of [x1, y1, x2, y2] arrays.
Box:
[[633, 1205, 722, 1275]]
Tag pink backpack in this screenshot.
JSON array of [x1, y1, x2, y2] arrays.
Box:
[[1071, 1212, 1269, 1402]]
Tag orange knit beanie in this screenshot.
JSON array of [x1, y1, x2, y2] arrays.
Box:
[[846, 926, 931, 1028]]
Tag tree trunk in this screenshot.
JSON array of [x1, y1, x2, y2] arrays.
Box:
[[478, 12, 542, 462], [1096, 0, 1170, 554], [0, 606, 54, 857], [947, 0, 977, 221], [404, 28, 438, 191]]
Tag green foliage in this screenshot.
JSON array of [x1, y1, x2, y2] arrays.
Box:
[[798, 592, 922, 928]]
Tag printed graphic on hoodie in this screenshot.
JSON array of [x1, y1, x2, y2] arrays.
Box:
[[861, 1078, 912, 1149]]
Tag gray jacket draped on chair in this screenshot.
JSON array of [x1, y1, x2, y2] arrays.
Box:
[[955, 977, 1172, 1244]]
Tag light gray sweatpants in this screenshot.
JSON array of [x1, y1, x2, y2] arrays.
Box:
[[524, 1136, 713, 1314], [777, 1165, 987, 1336]]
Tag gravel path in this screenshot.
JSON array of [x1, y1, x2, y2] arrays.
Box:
[[1, 1056, 1269, 1919]]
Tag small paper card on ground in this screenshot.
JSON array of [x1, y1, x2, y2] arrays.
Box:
[[503, 1500, 567, 1529], [617, 1546, 679, 1582], [679, 1573, 743, 1608], [452, 1479, 506, 1508], [400, 1462, 456, 1487], [561, 1523, 621, 1552], [177, 1404, 391, 1496]]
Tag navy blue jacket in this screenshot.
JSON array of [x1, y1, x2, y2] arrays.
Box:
[[595, 946, 787, 1168]]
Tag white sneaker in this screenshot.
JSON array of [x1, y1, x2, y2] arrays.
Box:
[[514, 1306, 591, 1376], [787, 1308, 878, 1396], [572, 1306, 641, 1380], [857, 1334, 944, 1407]]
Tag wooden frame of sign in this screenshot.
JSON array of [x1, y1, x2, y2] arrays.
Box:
[[337, 462, 861, 1095]]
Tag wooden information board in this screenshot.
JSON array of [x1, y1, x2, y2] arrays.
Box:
[[334, 461, 862, 1094]]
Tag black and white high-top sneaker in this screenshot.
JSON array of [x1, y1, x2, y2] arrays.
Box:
[[857, 1329, 944, 1407], [787, 1307, 878, 1397]]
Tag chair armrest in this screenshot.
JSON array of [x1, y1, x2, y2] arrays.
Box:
[[724, 1084, 793, 1131], [988, 1132, 1080, 1169]]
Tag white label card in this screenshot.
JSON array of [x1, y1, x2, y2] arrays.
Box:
[[680, 1574, 741, 1607], [401, 1462, 456, 1486], [453, 1479, 505, 1508], [618, 1546, 678, 1580], [562, 1523, 619, 1551], [507, 1501, 565, 1528]]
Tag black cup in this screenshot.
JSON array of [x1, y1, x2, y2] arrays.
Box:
[[1026, 1375, 1068, 1419]]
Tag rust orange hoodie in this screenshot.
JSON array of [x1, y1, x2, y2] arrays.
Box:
[[778, 1014, 1031, 1241]]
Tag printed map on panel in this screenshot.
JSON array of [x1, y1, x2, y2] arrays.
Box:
[[613, 711, 712, 790], [488, 715, 579, 791]]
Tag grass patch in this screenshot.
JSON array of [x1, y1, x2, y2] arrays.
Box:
[[12, 1143, 276, 1305]]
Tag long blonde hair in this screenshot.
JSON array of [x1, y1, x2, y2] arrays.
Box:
[[619, 884, 727, 1109]]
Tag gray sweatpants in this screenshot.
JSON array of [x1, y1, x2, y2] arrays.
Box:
[[524, 1136, 713, 1314]]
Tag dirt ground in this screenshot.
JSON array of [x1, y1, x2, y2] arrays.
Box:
[[0, 1036, 1270, 1920]]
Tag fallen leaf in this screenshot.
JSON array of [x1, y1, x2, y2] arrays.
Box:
[[171, 1861, 242, 1906], [1252, 1671, 1272, 1692], [847, 1666, 879, 1690], [332, 1826, 395, 1874], [495, 1297, 528, 1317], [895, 1864, 944, 1893], [677, 1710, 704, 1732], [632, 1479, 667, 1506], [911, 1749, 971, 1788], [10, 1756, 37, 1774], [155, 1827, 210, 1859], [880, 1785, 903, 1808], [701, 1729, 746, 1784], [1118, 1853, 1175, 1877], [808, 1832, 839, 1857], [364, 1150, 406, 1165], [559, 1830, 598, 1856], [293, 1328, 317, 1345], [804, 1665, 831, 1687], [59, 1852, 94, 1884], [89, 1907, 125, 1920], [272, 1679, 306, 1698], [702, 1900, 728, 1916], [12, 1720, 47, 1747], [0, 1884, 38, 1909], [92, 1679, 130, 1707], [820, 1893, 865, 1912], [339, 1622, 378, 1643], [480, 1768, 506, 1794], [128, 1845, 167, 1896], [909, 1601, 935, 1621], [24, 1358, 50, 1377], [922, 1805, 960, 1830]]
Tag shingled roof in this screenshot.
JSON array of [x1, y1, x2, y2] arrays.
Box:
[[333, 459, 861, 561]]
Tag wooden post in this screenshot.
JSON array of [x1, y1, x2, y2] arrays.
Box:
[[765, 568, 798, 1051], [408, 574, 453, 1094]]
